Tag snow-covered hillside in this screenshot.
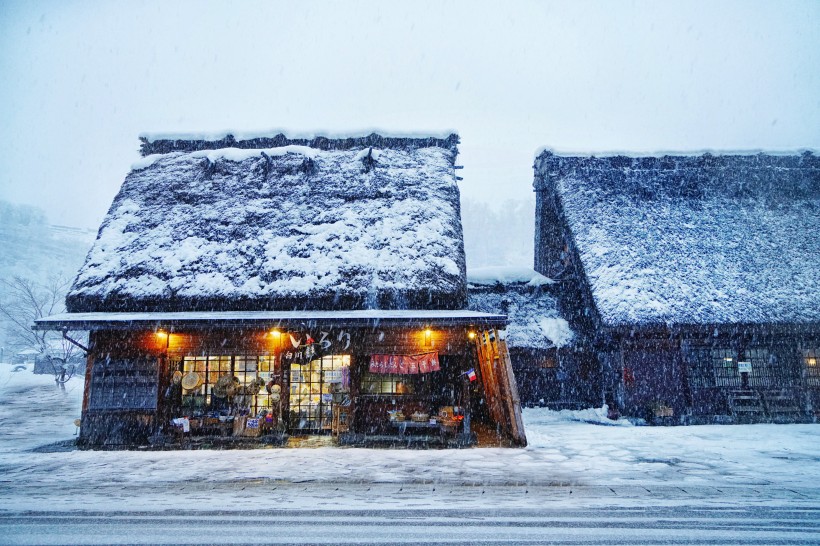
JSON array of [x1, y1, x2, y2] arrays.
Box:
[[0, 201, 95, 283], [0, 201, 96, 350]]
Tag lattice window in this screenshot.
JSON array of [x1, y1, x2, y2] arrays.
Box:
[[361, 372, 410, 395], [742, 348, 778, 388], [89, 356, 158, 410], [804, 349, 820, 387], [709, 348, 741, 387], [181, 353, 274, 414], [683, 346, 717, 388]]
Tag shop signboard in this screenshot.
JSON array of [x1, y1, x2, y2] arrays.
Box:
[[369, 352, 440, 374]]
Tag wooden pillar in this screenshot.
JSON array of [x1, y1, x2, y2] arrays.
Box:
[[475, 330, 504, 426], [80, 332, 97, 426]]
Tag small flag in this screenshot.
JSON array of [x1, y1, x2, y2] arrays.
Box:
[[466, 368, 477, 382]]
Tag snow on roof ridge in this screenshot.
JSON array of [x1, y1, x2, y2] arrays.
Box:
[[130, 144, 421, 171], [189, 145, 320, 163], [139, 128, 460, 142], [137, 131, 461, 157], [534, 147, 820, 160]]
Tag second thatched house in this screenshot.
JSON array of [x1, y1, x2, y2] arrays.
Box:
[[534, 150, 820, 423]]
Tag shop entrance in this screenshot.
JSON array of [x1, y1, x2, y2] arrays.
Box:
[[288, 354, 350, 432]]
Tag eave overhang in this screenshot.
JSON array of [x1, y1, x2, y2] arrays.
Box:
[[33, 310, 508, 331]]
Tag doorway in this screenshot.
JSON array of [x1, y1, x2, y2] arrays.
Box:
[[288, 354, 349, 432]]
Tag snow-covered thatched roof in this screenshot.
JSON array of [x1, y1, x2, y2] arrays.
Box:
[[534, 151, 820, 327], [67, 134, 467, 313], [467, 267, 573, 349]]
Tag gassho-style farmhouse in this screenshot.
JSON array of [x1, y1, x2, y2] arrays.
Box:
[[532, 151, 820, 423], [35, 133, 526, 448], [35, 134, 819, 448]]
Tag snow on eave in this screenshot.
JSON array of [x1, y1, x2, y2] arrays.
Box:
[[130, 153, 179, 171], [467, 266, 554, 288], [600, 318, 820, 332], [467, 282, 573, 350], [34, 309, 507, 331]]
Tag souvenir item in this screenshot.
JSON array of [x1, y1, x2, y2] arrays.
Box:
[[181, 371, 203, 391], [213, 374, 240, 397]]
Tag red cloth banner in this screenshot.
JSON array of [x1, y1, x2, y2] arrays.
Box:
[[369, 352, 440, 374]]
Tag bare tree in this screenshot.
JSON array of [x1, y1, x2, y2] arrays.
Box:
[[0, 274, 86, 382]]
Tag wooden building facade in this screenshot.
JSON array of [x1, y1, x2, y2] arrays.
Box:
[[36, 311, 525, 446]]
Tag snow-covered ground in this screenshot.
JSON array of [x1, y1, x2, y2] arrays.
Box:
[[1, 362, 819, 515]]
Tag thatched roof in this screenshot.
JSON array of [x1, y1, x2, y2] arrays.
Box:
[[67, 134, 466, 312], [534, 151, 820, 327], [467, 267, 573, 349]]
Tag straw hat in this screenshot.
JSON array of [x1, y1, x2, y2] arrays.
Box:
[[213, 374, 240, 398], [181, 371, 203, 391], [172, 371, 183, 385]]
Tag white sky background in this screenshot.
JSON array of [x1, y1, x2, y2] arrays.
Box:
[[0, 0, 818, 230]]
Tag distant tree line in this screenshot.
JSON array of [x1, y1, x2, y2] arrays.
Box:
[[461, 197, 535, 270]]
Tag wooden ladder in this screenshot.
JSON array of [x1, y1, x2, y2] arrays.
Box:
[[761, 389, 804, 421], [727, 389, 766, 419]]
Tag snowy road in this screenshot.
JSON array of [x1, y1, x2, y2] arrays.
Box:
[[4, 480, 820, 512], [3, 481, 820, 545], [4, 505, 820, 545]]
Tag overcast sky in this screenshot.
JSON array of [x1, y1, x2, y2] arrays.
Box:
[[1, 0, 818, 230]]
